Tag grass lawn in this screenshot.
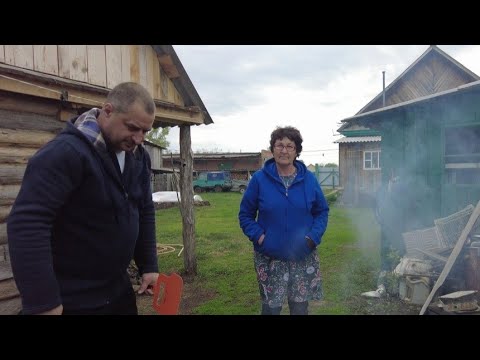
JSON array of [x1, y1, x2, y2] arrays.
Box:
[[153, 192, 392, 315]]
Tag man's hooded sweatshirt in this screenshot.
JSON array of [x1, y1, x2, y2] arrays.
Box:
[[7, 112, 158, 314], [239, 158, 329, 261]]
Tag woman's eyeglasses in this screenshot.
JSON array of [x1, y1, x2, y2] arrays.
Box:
[[274, 144, 296, 152]]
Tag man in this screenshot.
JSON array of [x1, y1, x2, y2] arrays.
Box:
[[7, 82, 159, 315]]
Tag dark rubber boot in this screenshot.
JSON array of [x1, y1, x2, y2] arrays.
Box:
[[288, 301, 308, 315], [261, 303, 282, 315]]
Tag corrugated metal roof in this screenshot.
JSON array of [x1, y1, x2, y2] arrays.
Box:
[[334, 136, 381, 143]]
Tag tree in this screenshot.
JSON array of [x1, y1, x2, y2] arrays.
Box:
[[145, 127, 170, 148], [324, 163, 338, 168]]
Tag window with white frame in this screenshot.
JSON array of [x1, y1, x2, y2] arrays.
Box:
[[364, 151, 381, 170]]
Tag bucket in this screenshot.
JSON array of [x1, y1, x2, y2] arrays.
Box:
[[402, 276, 430, 305]]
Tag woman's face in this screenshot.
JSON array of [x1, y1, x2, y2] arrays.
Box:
[[273, 137, 297, 166]]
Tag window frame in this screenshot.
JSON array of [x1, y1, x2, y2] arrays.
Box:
[[363, 150, 381, 170]]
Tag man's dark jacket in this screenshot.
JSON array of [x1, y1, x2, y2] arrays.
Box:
[[7, 120, 158, 314]]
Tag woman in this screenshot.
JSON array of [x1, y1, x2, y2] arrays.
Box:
[[239, 126, 329, 315]]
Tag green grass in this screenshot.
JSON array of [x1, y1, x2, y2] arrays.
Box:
[[154, 192, 382, 315]]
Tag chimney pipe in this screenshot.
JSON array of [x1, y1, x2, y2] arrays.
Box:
[[382, 71, 386, 107]]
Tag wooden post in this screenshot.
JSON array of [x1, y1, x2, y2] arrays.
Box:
[[179, 125, 197, 275], [420, 199, 480, 315]]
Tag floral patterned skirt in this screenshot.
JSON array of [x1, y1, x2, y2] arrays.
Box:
[[254, 250, 323, 308]]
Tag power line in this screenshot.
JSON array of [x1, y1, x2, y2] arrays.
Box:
[[302, 148, 338, 153]]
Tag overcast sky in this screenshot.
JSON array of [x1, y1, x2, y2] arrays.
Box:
[[166, 45, 480, 166]]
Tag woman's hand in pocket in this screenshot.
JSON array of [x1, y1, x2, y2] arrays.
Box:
[[258, 234, 265, 246]]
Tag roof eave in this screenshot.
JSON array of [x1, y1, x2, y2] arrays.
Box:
[[151, 45, 213, 125]]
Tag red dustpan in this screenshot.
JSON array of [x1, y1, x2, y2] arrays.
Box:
[[152, 273, 183, 315]]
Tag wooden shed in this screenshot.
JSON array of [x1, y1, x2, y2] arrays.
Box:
[[0, 45, 211, 314], [165, 152, 266, 180], [336, 45, 479, 205], [340, 75, 480, 242], [143, 140, 180, 192]]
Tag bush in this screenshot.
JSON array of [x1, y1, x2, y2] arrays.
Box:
[[325, 191, 338, 205]]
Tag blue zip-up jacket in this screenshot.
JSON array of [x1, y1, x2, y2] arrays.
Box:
[[7, 119, 158, 314], [239, 158, 329, 261]]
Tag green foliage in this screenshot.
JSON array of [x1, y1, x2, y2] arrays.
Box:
[[154, 194, 382, 314], [325, 191, 338, 205], [324, 163, 338, 168], [383, 271, 400, 296], [385, 247, 402, 271], [145, 127, 170, 148]]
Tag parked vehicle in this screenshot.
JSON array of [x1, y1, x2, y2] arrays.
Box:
[[231, 179, 249, 194], [193, 171, 233, 193]]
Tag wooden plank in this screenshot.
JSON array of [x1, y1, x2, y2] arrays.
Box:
[[0, 89, 60, 117], [57, 109, 77, 122], [151, 52, 161, 100], [0, 222, 6, 245], [130, 45, 140, 83], [69, 45, 87, 82], [154, 107, 203, 125], [0, 278, 19, 302], [87, 45, 107, 87], [106, 45, 122, 89], [415, 248, 448, 263], [0, 128, 55, 147], [0, 184, 20, 206], [146, 46, 156, 98], [0, 108, 63, 132], [33, 45, 59, 76], [120, 45, 131, 83], [420, 199, 480, 315], [0, 296, 21, 315], [0, 262, 13, 281], [57, 45, 71, 78], [138, 45, 147, 89], [12, 46, 34, 70], [173, 85, 183, 106], [0, 164, 26, 185], [160, 67, 168, 99], [0, 145, 38, 165], [0, 45, 4, 63], [1, 244, 9, 261], [58, 45, 88, 82], [167, 80, 175, 103], [4, 46, 15, 65], [0, 68, 105, 108], [0, 205, 12, 223], [157, 54, 180, 78]]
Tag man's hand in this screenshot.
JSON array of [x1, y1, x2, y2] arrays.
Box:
[[37, 304, 63, 315], [137, 272, 159, 295]]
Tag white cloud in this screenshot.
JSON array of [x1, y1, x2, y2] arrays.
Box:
[[167, 45, 480, 166]]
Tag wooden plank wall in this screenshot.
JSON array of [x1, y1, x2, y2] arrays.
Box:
[[339, 142, 382, 205], [0, 93, 63, 314], [143, 144, 163, 171], [0, 45, 185, 106]]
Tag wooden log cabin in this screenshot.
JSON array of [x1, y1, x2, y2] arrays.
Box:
[[0, 45, 212, 314]]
